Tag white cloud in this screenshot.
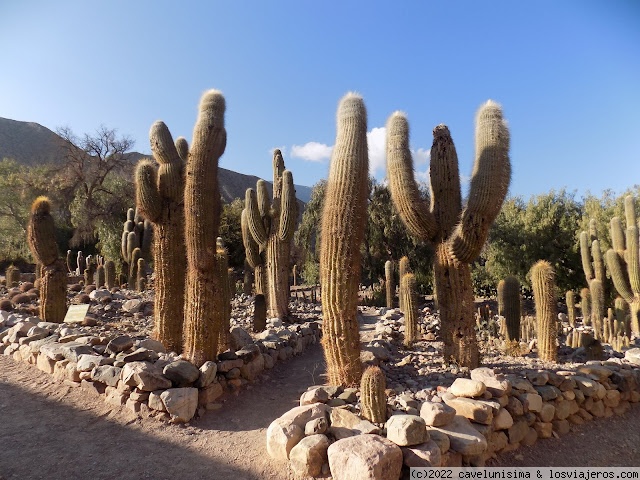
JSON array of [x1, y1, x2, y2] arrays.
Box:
[[290, 142, 333, 162], [413, 147, 430, 166], [367, 127, 386, 176]]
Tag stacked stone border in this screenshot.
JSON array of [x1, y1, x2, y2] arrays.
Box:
[[267, 361, 640, 479], [0, 310, 321, 423]]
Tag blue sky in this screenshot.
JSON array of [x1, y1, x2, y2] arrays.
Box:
[[1, 1, 639, 199]]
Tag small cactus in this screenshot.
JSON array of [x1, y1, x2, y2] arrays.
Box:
[[360, 366, 387, 424], [402, 273, 418, 347], [566, 291, 576, 327], [580, 287, 591, 326], [137, 257, 146, 291], [398, 256, 411, 313], [531, 260, 557, 362], [498, 276, 521, 342], [96, 265, 105, 289], [590, 278, 604, 340], [6, 265, 20, 287], [105, 260, 116, 290], [385, 260, 394, 309]]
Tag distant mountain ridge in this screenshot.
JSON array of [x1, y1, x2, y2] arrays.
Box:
[[0, 117, 312, 203]]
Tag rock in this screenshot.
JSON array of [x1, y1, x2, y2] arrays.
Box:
[[121, 361, 172, 391], [539, 403, 556, 422], [122, 348, 159, 363], [76, 354, 112, 372], [430, 416, 487, 456], [492, 408, 514, 430], [163, 360, 200, 387], [533, 421, 553, 439], [362, 345, 390, 362], [218, 358, 243, 373], [305, 417, 328, 435], [330, 408, 379, 439], [577, 365, 613, 382], [39, 342, 66, 361], [301, 386, 330, 406], [91, 366, 122, 387], [198, 382, 223, 406], [195, 361, 218, 388], [148, 391, 166, 411], [517, 393, 543, 413], [402, 439, 442, 468], [121, 299, 143, 313], [449, 378, 486, 398], [266, 403, 330, 461], [106, 335, 134, 354], [470, 368, 511, 397], [573, 376, 599, 397], [289, 434, 330, 478], [327, 434, 402, 480], [160, 388, 198, 422], [36, 353, 56, 373], [420, 401, 456, 427], [386, 415, 428, 446], [229, 326, 254, 350], [535, 385, 562, 401], [239, 353, 264, 381], [444, 397, 494, 425], [507, 419, 529, 444], [624, 348, 640, 366], [526, 370, 549, 386], [427, 429, 450, 454], [137, 338, 167, 353]]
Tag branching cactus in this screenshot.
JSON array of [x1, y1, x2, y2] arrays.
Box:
[[531, 260, 558, 362], [498, 276, 521, 342], [580, 220, 606, 291], [398, 256, 411, 313], [135, 124, 188, 354], [241, 208, 265, 296], [320, 93, 369, 386], [386, 101, 510, 368], [360, 366, 387, 424], [402, 273, 418, 347], [243, 150, 297, 320], [182, 89, 227, 366], [27, 197, 66, 323], [566, 291, 576, 328], [605, 195, 640, 335], [105, 260, 116, 290], [122, 208, 153, 269], [385, 260, 394, 309]]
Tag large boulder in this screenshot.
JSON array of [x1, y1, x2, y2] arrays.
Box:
[[327, 434, 402, 480]]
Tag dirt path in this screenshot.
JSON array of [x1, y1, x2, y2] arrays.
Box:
[[0, 344, 326, 480]]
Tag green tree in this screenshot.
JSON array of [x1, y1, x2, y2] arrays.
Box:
[[219, 198, 244, 269], [294, 179, 325, 284]]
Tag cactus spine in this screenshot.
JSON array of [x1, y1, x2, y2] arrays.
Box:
[[105, 260, 116, 290], [605, 196, 640, 335], [254, 293, 267, 333], [135, 125, 187, 354], [402, 273, 418, 347], [243, 150, 297, 320], [386, 101, 510, 368], [182, 90, 227, 366], [531, 260, 558, 362], [320, 93, 369, 386], [360, 366, 387, 424], [566, 291, 576, 327], [385, 260, 394, 309], [498, 276, 521, 342], [27, 197, 66, 323]]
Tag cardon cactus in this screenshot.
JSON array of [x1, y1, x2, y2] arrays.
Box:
[[580, 220, 607, 299], [135, 125, 187, 354], [605, 195, 640, 335], [6, 265, 20, 287], [241, 209, 265, 296], [386, 101, 510, 368], [614, 296, 630, 338], [105, 260, 116, 290], [531, 260, 558, 362], [96, 264, 105, 289], [254, 294, 267, 333], [129, 247, 142, 289], [137, 257, 146, 291], [320, 93, 369, 386], [243, 149, 297, 320], [566, 291, 576, 327], [590, 278, 604, 340], [181, 90, 227, 366], [216, 237, 231, 353], [385, 260, 394, 309], [360, 366, 387, 424], [398, 256, 411, 313], [76, 251, 85, 277], [27, 196, 66, 323], [580, 287, 591, 326], [243, 259, 253, 295], [66, 250, 74, 274], [402, 273, 418, 347], [498, 276, 521, 342], [121, 208, 153, 272]]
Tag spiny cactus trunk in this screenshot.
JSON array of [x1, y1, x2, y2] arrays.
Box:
[[498, 276, 521, 342], [96, 265, 105, 289], [566, 291, 576, 328], [385, 260, 394, 309], [531, 260, 558, 362], [40, 260, 67, 323], [402, 273, 418, 347], [434, 244, 478, 367], [105, 260, 115, 290], [265, 234, 291, 320], [360, 366, 387, 424]]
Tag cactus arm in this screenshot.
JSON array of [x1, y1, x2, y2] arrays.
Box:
[[245, 188, 269, 245], [592, 239, 606, 284], [610, 217, 625, 255], [625, 195, 637, 229], [134, 160, 162, 222], [175, 136, 189, 162], [429, 125, 462, 240], [278, 170, 297, 241], [579, 231, 594, 282], [449, 100, 511, 263], [606, 249, 634, 304], [386, 112, 438, 241], [241, 208, 262, 268], [273, 149, 285, 199], [628, 226, 640, 296], [150, 121, 184, 203]]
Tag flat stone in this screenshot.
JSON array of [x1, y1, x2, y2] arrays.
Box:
[[160, 387, 198, 423], [289, 434, 330, 478], [420, 401, 456, 427], [427, 429, 450, 454], [163, 360, 200, 387], [449, 378, 486, 398], [266, 403, 330, 461], [505, 375, 536, 393], [385, 415, 428, 446], [59, 342, 94, 362], [137, 338, 166, 353], [91, 366, 122, 387], [217, 358, 243, 373], [573, 376, 599, 397], [301, 386, 330, 406], [327, 434, 402, 480], [76, 354, 112, 372], [121, 361, 172, 391], [402, 439, 442, 468], [122, 348, 159, 363], [526, 371, 549, 386], [39, 342, 66, 361], [195, 361, 218, 388], [577, 365, 613, 382], [535, 385, 562, 401], [330, 407, 379, 439], [121, 299, 143, 313], [444, 397, 493, 425], [517, 393, 543, 413], [106, 335, 134, 354], [430, 416, 488, 456], [470, 368, 511, 397]]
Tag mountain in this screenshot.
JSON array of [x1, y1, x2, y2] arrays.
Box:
[[0, 117, 312, 203]]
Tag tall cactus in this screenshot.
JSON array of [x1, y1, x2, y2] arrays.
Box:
[[105, 260, 116, 290], [386, 101, 510, 368], [27, 197, 66, 323], [216, 237, 231, 353], [241, 208, 265, 296], [182, 89, 227, 366], [531, 260, 558, 362], [402, 273, 418, 347], [360, 366, 387, 424], [498, 276, 521, 342], [566, 291, 576, 327], [580, 287, 591, 325], [590, 278, 604, 339], [243, 150, 297, 320], [135, 124, 188, 354], [320, 93, 369, 386], [385, 259, 394, 309], [96, 264, 105, 289], [605, 195, 640, 335], [398, 256, 411, 313]]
